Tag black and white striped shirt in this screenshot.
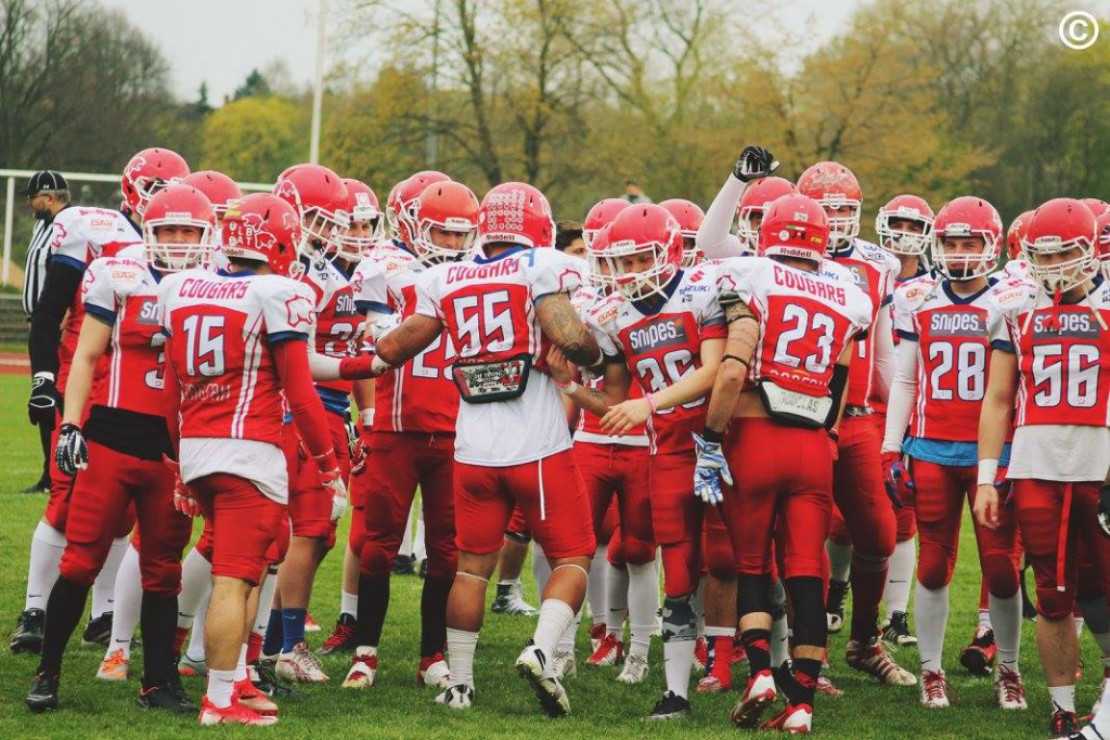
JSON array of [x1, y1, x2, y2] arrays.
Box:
[[22, 218, 53, 316]]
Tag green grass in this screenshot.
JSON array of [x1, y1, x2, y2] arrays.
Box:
[[0, 370, 1103, 738]]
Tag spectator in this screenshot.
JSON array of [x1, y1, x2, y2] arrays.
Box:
[[621, 180, 652, 204], [21, 171, 72, 494], [555, 221, 586, 258]]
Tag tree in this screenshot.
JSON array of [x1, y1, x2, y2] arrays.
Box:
[[234, 68, 272, 101], [201, 96, 307, 182]]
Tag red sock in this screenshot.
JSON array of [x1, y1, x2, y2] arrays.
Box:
[[246, 631, 263, 664], [710, 635, 734, 686], [849, 554, 888, 643], [173, 626, 190, 656]]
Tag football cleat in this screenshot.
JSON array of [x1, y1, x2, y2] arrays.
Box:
[[959, 627, 997, 676], [588, 622, 606, 653], [846, 637, 916, 686], [198, 696, 278, 726], [646, 690, 691, 721], [920, 670, 950, 709], [826, 580, 849, 634], [341, 647, 379, 689], [1050, 707, 1079, 738], [693, 636, 709, 672], [96, 648, 130, 681], [553, 649, 577, 680], [320, 613, 357, 655], [491, 581, 539, 616], [696, 674, 726, 693], [588, 633, 624, 667], [234, 678, 278, 716], [760, 702, 813, 734], [881, 611, 917, 648], [730, 669, 777, 728], [994, 665, 1027, 710], [276, 642, 329, 683], [616, 654, 649, 685], [178, 651, 208, 677], [392, 554, 416, 576], [304, 614, 321, 633], [436, 683, 474, 710], [515, 644, 570, 717], [138, 683, 195, 713], [816, 675, 844, 698], [11, 608, 45, 654], [82, 612, 113, 646], [249, 659, 297, 699], [26, 671, 59, 713], [418, 653, 451, 689]]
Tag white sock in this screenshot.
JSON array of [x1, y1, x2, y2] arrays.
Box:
[[978, 608, 993, 631], [177, 548, 213, 630], [627, 562, 656, 658], [186, 596, 210, 662], [91, 537, 129, 618], [607, 564, 629, 637], [446, 628, 479, 689], [587, 546, 608, 628], [770, 578, 790, 667], [988, 592, 1022, 670], [915, 582, 949, 671], [254, 572, 279, 634], [1093, 677, 1110, 734], [695, 579, 707, 638], [826, 539, 853, 583], [663, 636, 696, 698], [1049, 684, 1076, 714], [106, 545, 142, 660], [206, 668, 236, 709], [884, 539, 916, 618], [398, 499, 417, 558], [557, 611, 581, 654], [534, 599, 576, 676], [26, 521, 66, 611], [1076, 615, 1086, 638], [340, 590, 358, 619], [234, 643, 249, 682], [532, 542, 551, 594], [412, 505, 427, 562]]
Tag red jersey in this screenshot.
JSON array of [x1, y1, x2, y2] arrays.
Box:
[[298, 256, 363, 407], [80, 246, 165, 417], [353, 242, 458, 434], [831, 238, 898, 409], [587, 264, 727, 455]]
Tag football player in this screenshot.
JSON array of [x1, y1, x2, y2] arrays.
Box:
[[697, 170, 796, 258], [659, 198, 705, 267]]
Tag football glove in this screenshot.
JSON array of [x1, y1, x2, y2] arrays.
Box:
[[163, 456, 200, 517], [881, 451, 914, 509], [732, 145, 779, 183], [693, 432, 733, 506], [1098, 485, 1110, 538], [28, 373, 60, 427], [320, 467, 348, 521], [54, 423, 88, 476]]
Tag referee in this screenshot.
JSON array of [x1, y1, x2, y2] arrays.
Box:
[[21, 171, 71, 494]]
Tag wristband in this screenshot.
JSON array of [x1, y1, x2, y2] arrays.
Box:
[[557, 380, 579, 395], [977, 458, 999, 486], [646, 392, 658, 414], [313, 448, 339, 473], [359, 408, 375, 427], [702, 427, 724, 444]]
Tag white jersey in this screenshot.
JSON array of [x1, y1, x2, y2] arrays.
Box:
[[1002, 259, 1030, 282], [414, 246, 586, 466]]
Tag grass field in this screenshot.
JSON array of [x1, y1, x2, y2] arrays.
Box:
[[0, 373, 1104, 739]]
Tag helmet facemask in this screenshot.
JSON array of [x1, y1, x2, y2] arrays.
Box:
[[1023, 237, 1098, 293], [143, 218, 213, 273], [931, 232, 996, 282]]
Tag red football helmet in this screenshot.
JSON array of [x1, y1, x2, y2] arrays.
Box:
[[180, 170, 242, 224], [412, 181, 480, 264], [586, 222, 615, 290], [875, 194, 934, 256], [598, 204, 682, 300], [1006, 210, 1034, 261], [476, 182, 555, 251], [1096, 209, 1110, 279], [931, 196, 1003, 281], [142, 184, 215, 273], [796, 161, 862, 251], [659, 198, 705, 268], [272, 164, 350, 260], [583, 198, 632, 247], [121, 147, 190, 218], [1081, 198, 1109, 219], [221, 194, 304, 277], [1022, 198, 1099, 292], [736, 176, 796, 255], [386, 171, 450, 246], [757, 194, 829, 264], [336, 178, 381, 260]]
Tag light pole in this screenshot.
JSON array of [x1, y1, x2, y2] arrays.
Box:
[[310, 0, 329, 164]]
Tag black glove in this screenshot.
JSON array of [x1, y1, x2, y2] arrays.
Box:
[[1099, 485, 1110, 538], [28, 373, 61, 427], [55, 423, 88, 477], [732, 146, 779, 183]]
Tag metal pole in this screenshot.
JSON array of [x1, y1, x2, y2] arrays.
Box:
[[3, 177, 14, 286], [426, 0, 442, 169], [309, 0, 329, 164]]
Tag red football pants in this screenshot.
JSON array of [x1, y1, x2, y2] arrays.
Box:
[[575, 442, 655, 565], [649, 450, 703, 598], [191, 473, 285, 586], [288, 412, 351, 548]]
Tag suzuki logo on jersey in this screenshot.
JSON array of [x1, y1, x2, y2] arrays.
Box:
[[137, 298, 162, 326], [929, 311, 986, 337], [845, 264, 871, 292], [627, 316, 688, 354], [1032, 311, 1101, 339]]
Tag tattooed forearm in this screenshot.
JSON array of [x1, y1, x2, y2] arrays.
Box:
[[538, 295, 600, 366], [377, 315, 443, 365]]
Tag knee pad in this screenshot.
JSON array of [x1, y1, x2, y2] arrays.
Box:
[[786, 576, 826, 648], [620, 537, 654, 566], [915, 547, 953, 591], [424, 551, 459, 582], [660, 544, 698, 598], [982, 554, 1019, 600], [661, 594, 697, 642], [737, 573, 772, 618], [58, 552, 98, 589], [1036, 586, 1076, 622], [359, 541, 393, 580]]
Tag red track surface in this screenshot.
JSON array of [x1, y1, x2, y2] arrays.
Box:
[[0, 352, 29, 375]]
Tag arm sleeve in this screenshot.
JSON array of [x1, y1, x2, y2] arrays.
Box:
[[273, 339, 337, 468], [696, 175, 747, 259], [163, 337, 182, 456], [881, 339, 919, 453], [29, 259, 84, 376], [871, 305, 895, 404]]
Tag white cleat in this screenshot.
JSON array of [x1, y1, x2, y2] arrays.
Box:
[[436, 683, 474, 709], [552, 650, 576, 680], [516, 645, 570, 717], [920, 670, 950, 709], [341, 647, 378, 689], [994, 665, 1027, 710], [96, 648, 130, 681], [731, 669, 777, 728], [276, 641, 330, 683], [616, 654, 649, 685], [846, 637, 916, 686], [418, 655, 452, 689]]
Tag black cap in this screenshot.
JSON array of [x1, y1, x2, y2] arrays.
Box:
[[21, 171, 68, 197]]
